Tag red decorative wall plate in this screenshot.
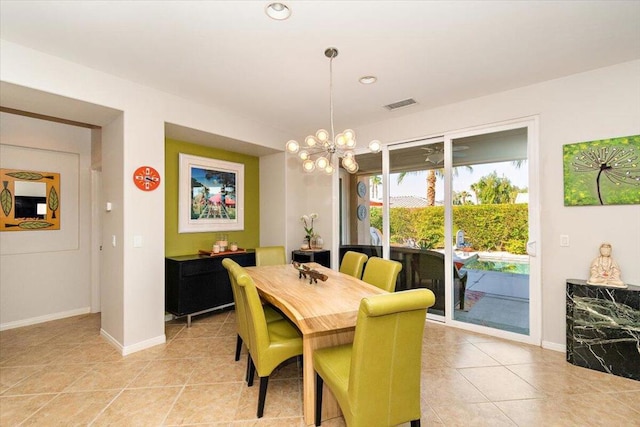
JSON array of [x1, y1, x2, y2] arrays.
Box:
[[133, 166, 161, 191]]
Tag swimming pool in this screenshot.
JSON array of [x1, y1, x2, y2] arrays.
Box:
[[462, 259, 530, 275]]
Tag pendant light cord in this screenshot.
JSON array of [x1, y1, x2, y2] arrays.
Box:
[[329, 53, 335, 145]]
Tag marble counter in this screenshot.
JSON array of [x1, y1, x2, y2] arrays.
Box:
[[566, 279, 639, 381]]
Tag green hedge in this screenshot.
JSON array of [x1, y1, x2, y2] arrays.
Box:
[[370, 204, 528, 254]]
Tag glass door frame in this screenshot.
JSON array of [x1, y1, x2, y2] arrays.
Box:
[[379, 117, 540, 345]]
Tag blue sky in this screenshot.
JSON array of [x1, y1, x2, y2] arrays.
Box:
[[375, 160, 529, 204]]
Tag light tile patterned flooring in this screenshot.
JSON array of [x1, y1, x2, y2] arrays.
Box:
[[1, 311, 639, 426]]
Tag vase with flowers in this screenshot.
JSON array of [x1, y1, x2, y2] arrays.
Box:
[[301, 213, 318, 249]]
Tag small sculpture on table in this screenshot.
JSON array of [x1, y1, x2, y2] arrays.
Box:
[[292, 261, 328, 284], [587, 243, 626, 288]]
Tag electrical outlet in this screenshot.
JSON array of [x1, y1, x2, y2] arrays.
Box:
[[560, 235, 570, 247]]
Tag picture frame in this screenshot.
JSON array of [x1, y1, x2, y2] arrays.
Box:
[[563, 134, 639, 206], [1, 168, 61, 231], [178, 153, 244, 233]]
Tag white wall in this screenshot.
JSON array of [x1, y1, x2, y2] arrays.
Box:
[[356, 60, 640, 348], [1, 40, 289, 354], [0, 112, 92, 329], [259, 153, 287, 252]]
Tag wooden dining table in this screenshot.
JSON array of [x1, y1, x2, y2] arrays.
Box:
[[244, 262, 386, 425]]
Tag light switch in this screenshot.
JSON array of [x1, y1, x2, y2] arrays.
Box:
[[111, 235, 116, 247], [560, 235, 570, 247], [105, 202, 112, 212], [133, 235, 143, 248]]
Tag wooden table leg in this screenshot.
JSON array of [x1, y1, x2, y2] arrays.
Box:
[[302, 330, 355, 426]]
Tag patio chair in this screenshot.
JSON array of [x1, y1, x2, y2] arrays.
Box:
[[410, 250, 468, 311]]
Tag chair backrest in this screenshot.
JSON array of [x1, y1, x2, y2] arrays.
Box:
[[222, 258, 249, 344], [361, 257, 402, 292], [234, 266, 271, 373], [348, 289, 435, 426], [339, 251, 369, 279], [255, 246, 287, 266]]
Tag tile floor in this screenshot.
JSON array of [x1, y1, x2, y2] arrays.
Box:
[[1, 311, 639, 426]]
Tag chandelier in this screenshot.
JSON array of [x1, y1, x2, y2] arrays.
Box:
[[285, 47, 381, 174]]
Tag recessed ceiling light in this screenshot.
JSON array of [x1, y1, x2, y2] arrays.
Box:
[[265, 2, 291, 20], [359, 76, 377, 85]]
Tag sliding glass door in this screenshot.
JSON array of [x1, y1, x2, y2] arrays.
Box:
[[341, 118, 539, 343], [387, 138, 447, 318], [448, 128, 531, 336]]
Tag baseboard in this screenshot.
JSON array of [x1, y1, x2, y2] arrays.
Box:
[[542, 340, 566, 353], [100, 328, 124, 353], [122, 334, 166, 356], [100, 328, 166, 356], [0, 307, 91, 331]]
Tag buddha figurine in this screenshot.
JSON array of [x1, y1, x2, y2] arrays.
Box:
[[587, 243, 625, 287]]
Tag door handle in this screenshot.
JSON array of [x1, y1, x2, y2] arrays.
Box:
[[526, 241, 536, 257]]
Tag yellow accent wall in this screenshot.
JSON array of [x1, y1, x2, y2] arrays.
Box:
[[165, 138, 260, 256]]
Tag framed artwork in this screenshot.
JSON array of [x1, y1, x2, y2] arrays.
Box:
[[178, 153, 244, 233], [1, 168, 61, 231], [563, 134, 639, 206]]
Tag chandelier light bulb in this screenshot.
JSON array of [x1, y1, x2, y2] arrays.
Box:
[[324, 164, 334, 174], [369, 139, 381, 153], [298, 150, 309, 160], [302, 159, 316, 172], [286, 140, 299, 153], [305, 135, 317, 147], [342, 156, 354, 168], [316, 156, 329, 170], [343, 129, 355, 140], [316, 129, 329, 142], [346, 162, 359, 173], [343, 150, 355, 159], [335, 133, 347, 146], [345, 138, 356, 148]]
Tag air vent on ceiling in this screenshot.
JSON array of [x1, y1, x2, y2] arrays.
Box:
[[384, 98, 417, 111]]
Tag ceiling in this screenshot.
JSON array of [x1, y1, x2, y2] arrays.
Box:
[[1, 1, 639, 144]]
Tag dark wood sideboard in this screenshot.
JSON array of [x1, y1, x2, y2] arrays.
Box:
[[291, 249, 331, 268], [165, 250, 256, 326]]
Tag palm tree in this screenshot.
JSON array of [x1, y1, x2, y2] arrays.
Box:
[[369, 175, 382, 199], [397, 166, 472, 206], [453, 190, 473, 205]]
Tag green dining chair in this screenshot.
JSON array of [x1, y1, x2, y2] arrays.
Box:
[[339, 251, 369, 279], [234, 265, 303, 418], [361, 256, 402, 292], [255, 245, 287, 266], [313, 289, 435, 427], [222, 258, 283, 364]]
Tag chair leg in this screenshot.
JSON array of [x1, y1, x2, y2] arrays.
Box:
[[460, 277, 467, 311], [247, 356, 255, 387], [257, 376, 269, 418], [245, 354, 252, 383], [236, 335, 242, 362], [235, 334, 243, 362], [411, 420, 421, 427], [315, 373, 323, 426]]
